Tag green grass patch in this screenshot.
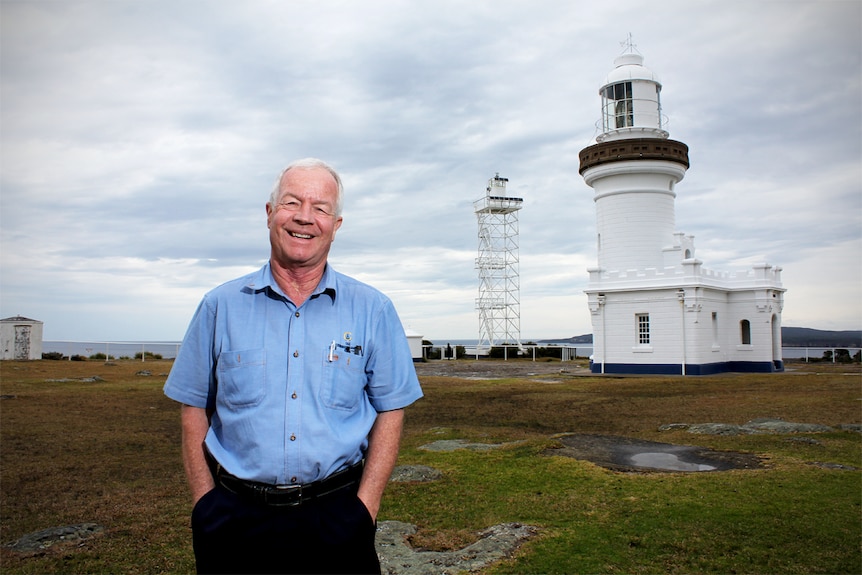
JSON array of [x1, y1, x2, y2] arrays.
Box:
[[1, 360, 860, 573]]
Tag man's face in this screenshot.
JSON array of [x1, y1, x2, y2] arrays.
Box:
[[266, 167, 343, 272]]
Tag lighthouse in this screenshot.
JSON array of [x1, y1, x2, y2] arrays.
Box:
[[579, 44, 786, 375]]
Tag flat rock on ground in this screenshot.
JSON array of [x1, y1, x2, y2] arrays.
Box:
[[3, 524, 104, 553], [662, 417, 844, 436], [549, 433, 764, 473], [389, 465, 443, 482], [418, 439, 522, 452], [376, 520, 538, 575]]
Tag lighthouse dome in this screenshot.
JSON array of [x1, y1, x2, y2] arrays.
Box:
[[602, 53, 661, 90], [596, 50, 668, 142]]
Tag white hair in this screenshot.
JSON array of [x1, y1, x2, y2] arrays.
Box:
[[268, 158, 344, 216]]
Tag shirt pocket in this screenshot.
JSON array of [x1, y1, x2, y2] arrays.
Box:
[[320, 348, 367, 410], [217, 348, 266, 408]]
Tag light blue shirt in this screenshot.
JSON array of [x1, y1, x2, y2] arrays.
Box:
[[164, 263, 423, 485]]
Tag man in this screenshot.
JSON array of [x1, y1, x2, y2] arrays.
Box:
[[164, 158, 423, 574]]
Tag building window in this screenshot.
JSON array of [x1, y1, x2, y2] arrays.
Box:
[[740, 319, 751, 345], [712, 312, 719, 347], [602, 82, 633, 130], [637, 313, 650, 344]]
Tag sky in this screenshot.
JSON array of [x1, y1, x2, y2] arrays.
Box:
[[1, 0, 860, 342]]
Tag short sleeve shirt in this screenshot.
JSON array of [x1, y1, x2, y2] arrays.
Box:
[[163, 263, 423, 485]]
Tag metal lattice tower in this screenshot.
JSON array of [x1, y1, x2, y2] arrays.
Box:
[[474, 174, 523, 351]]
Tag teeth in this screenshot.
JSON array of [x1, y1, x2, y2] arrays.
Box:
[[291, 232, 313, 239]]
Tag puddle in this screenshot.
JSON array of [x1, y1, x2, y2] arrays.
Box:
[[630, 452, 716, 472], [548, 433, 763, 473]]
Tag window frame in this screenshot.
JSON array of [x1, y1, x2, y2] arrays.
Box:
[[636, 313, 650, 345], [740, 319, 752, 345]]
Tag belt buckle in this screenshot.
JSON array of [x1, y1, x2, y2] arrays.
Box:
[[266, 484, 302, 507]]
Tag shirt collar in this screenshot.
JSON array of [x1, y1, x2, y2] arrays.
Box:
[[246, 262, 337, 303], [315, 264, 338, 302]]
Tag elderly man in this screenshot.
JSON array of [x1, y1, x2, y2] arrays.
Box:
[[164, 158, 423, 574]]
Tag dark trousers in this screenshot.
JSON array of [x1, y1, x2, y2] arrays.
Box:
[[191, 484, 380, 574]]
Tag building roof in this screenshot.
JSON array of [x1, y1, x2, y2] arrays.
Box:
[[1, 315, 43, 323], [603, 53, 661, 88]]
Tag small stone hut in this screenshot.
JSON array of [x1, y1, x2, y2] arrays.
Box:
[[0, 316, 44, 360]]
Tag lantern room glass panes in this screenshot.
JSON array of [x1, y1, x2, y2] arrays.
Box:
[[602, 81, 633, 130]]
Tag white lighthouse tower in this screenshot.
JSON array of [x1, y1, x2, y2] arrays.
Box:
[[579, 44, 786, 375]]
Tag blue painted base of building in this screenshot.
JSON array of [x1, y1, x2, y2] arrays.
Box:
[[590, 360, 784, 375]]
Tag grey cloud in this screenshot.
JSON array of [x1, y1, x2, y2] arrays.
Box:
[[1, 0, 859, 339]]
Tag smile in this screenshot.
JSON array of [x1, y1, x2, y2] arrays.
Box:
[[290, 232, 313, 239]]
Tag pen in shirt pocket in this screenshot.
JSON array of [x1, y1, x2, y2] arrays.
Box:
[[328, 340, 364, 362]]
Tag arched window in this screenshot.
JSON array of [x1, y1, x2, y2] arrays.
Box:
[[712, 312, 718, 346], [740, 320, 751, 345]]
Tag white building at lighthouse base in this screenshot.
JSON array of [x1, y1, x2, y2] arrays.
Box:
[[585, 239, 785, 375]]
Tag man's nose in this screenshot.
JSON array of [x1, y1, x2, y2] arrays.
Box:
[[292, 202, 314, 223]]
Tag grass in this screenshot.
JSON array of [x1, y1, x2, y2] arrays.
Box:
[[1, 359, 860, 574]]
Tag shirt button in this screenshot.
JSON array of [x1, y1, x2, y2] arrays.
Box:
[[293, 350, 299, 358], [290, 434, 296, 441], [291, 392, 298, 399], [291, 477, 298, 484], [295, 311, 300, 318]]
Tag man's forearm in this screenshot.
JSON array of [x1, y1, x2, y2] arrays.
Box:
[[181, 404, 215, 504], [357, 408, 404, 521]]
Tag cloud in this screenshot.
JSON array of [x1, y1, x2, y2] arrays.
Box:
[[1, 0, 860, 341]]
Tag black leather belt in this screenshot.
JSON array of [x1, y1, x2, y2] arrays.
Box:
[[214, 461, 364, 507]]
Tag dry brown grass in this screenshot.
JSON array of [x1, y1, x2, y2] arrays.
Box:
[[0, 359, 191, 574], [404, 362, 862, 444], [0, 359, 859, 574]]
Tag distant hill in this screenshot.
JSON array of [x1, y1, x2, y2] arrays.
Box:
[[539, 328, 861, 347], [781, 327, 861, 347]]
